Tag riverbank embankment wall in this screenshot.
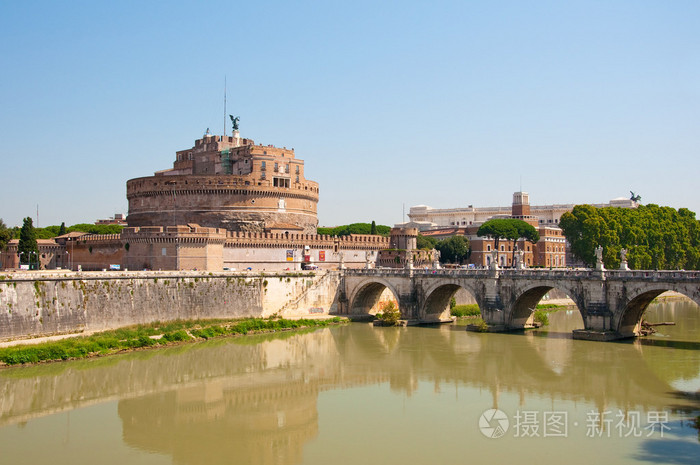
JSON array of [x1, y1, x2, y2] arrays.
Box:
[[0, 270, 341, 341]]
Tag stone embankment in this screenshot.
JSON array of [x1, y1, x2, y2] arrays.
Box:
[[0, 270, 341, 342]]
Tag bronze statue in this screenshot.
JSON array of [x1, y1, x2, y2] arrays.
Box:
[[630, 191, 641, 202], [229, 115, 240, 131]]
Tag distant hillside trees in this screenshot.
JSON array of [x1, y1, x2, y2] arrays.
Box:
[[13, 223, 124, 239], [560, 204, 700, 270], [317, 222, 391, 236]]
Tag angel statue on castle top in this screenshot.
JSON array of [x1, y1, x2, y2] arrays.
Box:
[[229, 115, 240, 131]]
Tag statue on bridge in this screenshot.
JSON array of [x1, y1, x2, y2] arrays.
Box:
[[515, 249, 526, 270], [595, 245, 606, 271], [619, 248, 630, 270], [489, 250, 500, 271]]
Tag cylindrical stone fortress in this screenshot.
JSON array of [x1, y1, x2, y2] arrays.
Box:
[[126, 133, 319, 233]]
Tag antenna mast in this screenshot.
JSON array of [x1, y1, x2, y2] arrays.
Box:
[[223, 76, 227, 137]]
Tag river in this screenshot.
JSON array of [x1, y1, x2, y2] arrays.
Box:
[[0, 300, 698, 465]]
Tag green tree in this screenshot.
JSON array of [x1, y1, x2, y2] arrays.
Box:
[[58, 222, 67, 236], [317, 223, 391, 237], [378, 301, 401, 325], [0, 219, 12, 252], [18, 217, 39, 269], [435, 235, 470, 264], [477, 219, 539, 265], [477, 219, 517, 252], [370, 220, 377, 235], [560, 204, 700, 270], [416, 233, 438, 250]]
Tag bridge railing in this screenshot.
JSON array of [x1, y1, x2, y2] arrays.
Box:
[[344, 267, 700, 281], [604, 269, 700, 281]]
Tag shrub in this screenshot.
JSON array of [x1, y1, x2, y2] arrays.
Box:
[[163, 330, 190, 342], [534, 310, 549, 326], [471, 317, 489, 332], [378, 301, 401, 326], [451, 304, 481, 317]]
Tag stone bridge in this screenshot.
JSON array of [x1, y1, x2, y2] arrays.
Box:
[[337, 268, 700, 341]]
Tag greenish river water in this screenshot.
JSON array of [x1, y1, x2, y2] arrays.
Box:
[[0, 300, 698, 465]]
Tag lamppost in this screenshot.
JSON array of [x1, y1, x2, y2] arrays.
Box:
[[18, 251, 25, 269], [65, 251, 71, 271], [29, 251, 38, 270]]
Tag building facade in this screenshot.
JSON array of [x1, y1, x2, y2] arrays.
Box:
[[409, 191, 631, 268], [407, 194, 637, 230]]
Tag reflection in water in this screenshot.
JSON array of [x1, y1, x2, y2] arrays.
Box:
[[0, 301, 698, 464]]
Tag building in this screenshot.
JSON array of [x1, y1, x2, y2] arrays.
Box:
[[95, 213, 127, 226], [1, 128, 388, 272], [406, 191, 634, 268], [407, 194, 637, 230], [126, 130, 319, 234], [376, 228, 436, 268]]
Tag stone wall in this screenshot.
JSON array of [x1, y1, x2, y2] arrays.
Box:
[[126, 174, 319, 234], [0, 270, 341, 341]]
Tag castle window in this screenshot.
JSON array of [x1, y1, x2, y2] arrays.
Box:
[[261, 161, 266, 170], [274, 162, 278, 172], [296, 175, 299, 183], [295, 165, 300, 174], [285, 164, 289, 173]]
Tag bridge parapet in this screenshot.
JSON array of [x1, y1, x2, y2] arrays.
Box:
[[604, 270, 700, 281]]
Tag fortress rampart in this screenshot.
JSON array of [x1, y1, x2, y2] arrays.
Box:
[[126, 174, 319, 234]]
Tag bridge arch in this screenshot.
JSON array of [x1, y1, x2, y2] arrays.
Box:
[[615, 287, 700, 336], [347, 278, 402, 317], [507, 281, 585, 329], [420, 280, 483, 322]]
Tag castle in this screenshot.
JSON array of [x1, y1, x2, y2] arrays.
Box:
[[2, 128, 389, 271], [127, 130, 319, 234]]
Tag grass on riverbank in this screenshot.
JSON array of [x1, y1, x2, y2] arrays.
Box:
[[0, 317, 345, 366], [451, 304, 481, 317]]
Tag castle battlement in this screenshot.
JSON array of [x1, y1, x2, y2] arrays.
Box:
[[225, 232, 389, 250]]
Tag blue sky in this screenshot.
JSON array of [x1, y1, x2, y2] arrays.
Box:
[[1, 0, 698, 228]]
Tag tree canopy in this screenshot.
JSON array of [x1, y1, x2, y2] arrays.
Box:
[[12, 222, 124, 239], [434, 235, 470, 264], [559, 204, 700, 270], [0, 219, 12, 251], [416, 234, 438, 250], [317, 223, 391, 236], [18, 217, 39, 268], [477, 218, 540, 257]]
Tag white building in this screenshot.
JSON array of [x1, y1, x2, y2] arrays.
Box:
[[405, 194, 637, 230]]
